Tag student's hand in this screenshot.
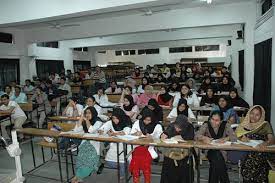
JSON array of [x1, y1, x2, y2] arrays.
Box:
[[98, 130, 104, 135], [202, 137, 213, 144], [107, 130, 115, 136], [256, 142, 267, 149], [133, 131, 143, 136], [145, 133, 152, 138], [241, 136, 250, 142], [161, 133, 168, 140], [215, 139, 226, 144]]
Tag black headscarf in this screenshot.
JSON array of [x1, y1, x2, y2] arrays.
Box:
[[164, 115, 194, 140], [159, 87, 173, 103], [219, 76, 232, 92], [169, 81, 179, 92], [139, 108, 159, 135], [123, 95, 135, 111], [229, 88, 249, 108], [177, 98, 189, 117], [142, 77, 149, 90], [111, 108, 132, 131], [110, 81, 117, 93], [148, 98, 163, 121], [218, 95, 232, 112], [82, 106, 101, 133]]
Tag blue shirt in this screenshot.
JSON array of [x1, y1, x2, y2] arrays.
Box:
[[11, 92, 27, 103]]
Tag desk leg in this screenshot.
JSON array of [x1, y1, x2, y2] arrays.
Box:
[[123, 143, 129, 183], [65, 144, 69, 182], [41, 146, 45, 163], [197, 149, 200, 183], [30, 137, 36, 168], [56, 138, 64, 183], [116, 143, 120, 183], [188, 149, 192, 183]]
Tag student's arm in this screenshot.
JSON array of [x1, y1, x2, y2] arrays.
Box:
[[188, 108, 196, 119], [167, 108, 177, 121], [195, 123, 212, 143], [0, 106, 15, 113], [172, 93, 180, 107], [151, 124, 163, 139], [88, 121, 103, 134]]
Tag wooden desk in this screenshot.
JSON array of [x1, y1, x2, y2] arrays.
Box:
[[191, 106, 247, 112], [107, 94, 121, 103], [48, 116, 80, 122], [17, 128, 60, 138], [82, 79, 96, 86]]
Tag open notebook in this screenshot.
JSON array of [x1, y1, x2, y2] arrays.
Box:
[[210, 139, 232, 146], [235, 140, 263, 148]]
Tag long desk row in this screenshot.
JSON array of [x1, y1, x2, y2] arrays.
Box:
[[17, 128, 275, 183]]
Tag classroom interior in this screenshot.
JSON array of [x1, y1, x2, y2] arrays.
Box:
[[0, 0, 275, 183]]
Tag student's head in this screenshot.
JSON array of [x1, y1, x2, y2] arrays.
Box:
[[97, 87, 105, 96], [60, 77, 66, 85], [146, 65, 151, 70], [206, 87, 214, 98], [111, 108, 126, 125], [86, 96, 96, 106], [163, 63, 167, 68], [49, 72, 55, 78], [141, 108, 155, 125], [84, 106, 98, 121], [204, 70, 210, 76], [123, 95, 134, 107], [186, 79, 194, 88], [147, 98, 159, 111], [218, 96, 229, 109], [177, 98, 188, 112], [153, 65, 158, 70], [95, 66, 100, 72], [1, 94, 10, 105], [249, 106, 263, 123], [25, 79, 31, 86], [110, 81, 117, 88], [222, 66, 227, 73], [74, 72, 80, 78], [176, 62, 181, 68], [229, 88, 239, 99], [124, 86, 133, 95], [4, 85, 11, 94], [170, 82, 178, 91], [160, 86, 168, 95], [69, 97, 78, 106], [174, 114, 189, 133], [157, 74, 163, 81], [222, 76, 229, 85], [204, 77, 211, 85], [66, 70, 72, 74], [15, 86, 21, 95], [142, 77, 149, 85], [45, 80, 53, 87], [180, 84, 191, 96], [135, 68, 140, 74], [35, 87, 43, 94], [181, 65, 186, 71], [209, 110, 224, 128], [144, 85, 153, 95]]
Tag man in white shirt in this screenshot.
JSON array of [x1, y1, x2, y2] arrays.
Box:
[[58, 77, 72, 98], [0, 94, 27, 139]]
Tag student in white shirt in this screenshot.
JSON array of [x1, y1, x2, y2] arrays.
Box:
[[11, 86, 27, 103], [167, 98, 196, 122], [0, 94, 27, 139], [83, 96, 109, 121], [129, 108, 163, 182], [98, 108, 132, 178], [69, 106, 103, 183], [23, 79, 34, 93], [63, 97, 83, 117], [58, 77, 72, 98], [173, 84, 200, 107], [105, 81, 122, 94], [4, 85, 14, 98], [93, 87, 109, 107], [120, 95, 139, 122], [137, 77, 149, 94]]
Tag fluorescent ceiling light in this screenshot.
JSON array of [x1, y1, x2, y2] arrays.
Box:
[[201, 0, 212, 4]]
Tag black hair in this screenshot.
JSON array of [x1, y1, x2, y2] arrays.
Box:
[[1, 94, 9, 99]]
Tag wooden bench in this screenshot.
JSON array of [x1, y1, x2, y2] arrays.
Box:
[[107, 94, 121, 103]]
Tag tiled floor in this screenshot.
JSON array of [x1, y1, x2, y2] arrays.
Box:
[[0, 138, 241, 183]]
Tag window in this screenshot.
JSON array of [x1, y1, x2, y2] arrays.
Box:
[[115, 50, 136, 56], [262, 0, 273, 15], [36, 60, 64, 79], [169, 47, 192, 53], [0, 32, 13, 43], [73, 47, 88, 52], [37, 41, 59, 48], [97, 51, 106, 54], [0, 59, 19, 89], [138, 49, 159, 55], [195, 45, 220, 52], [73, 60, 91, 71]]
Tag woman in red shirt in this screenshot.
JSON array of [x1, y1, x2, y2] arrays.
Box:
[[156, 86, 173, 109]]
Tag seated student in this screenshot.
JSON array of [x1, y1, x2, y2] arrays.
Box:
[[196, 110, 237, 183], [186, 78, 198, 94], [71, 107, 103, 183], [137, 85, 156, 108], [45, 80, 59, 100], [4, 85, 14, 98], [105, 81, 122, 94], [160, 115, 194, 183], [72, 72, 83, 85], [200, 86, 218, 106], [121, 95, 139, 122], [119, 86, 139, 104], [173, 84, 200, 107], [142, 98, 164, 122], [0, 94, 27, 140], [218, 76, 233, 92], [156, 86, 173, 108], [98, 108, 132, 179], [229, 88, 249, 108], [63, 97, 83, 117], [236, 105, 275, 183], [198, 76, 214, 94], [124, 77, 137, 93], [161, 63, 171, 81], [35, 79, 47, 91], [131, 67, 143, 78], [91, 66, 106, 89], [213, 96, 239, 124], [180, 65, 188, 82], [49, 72, 60, 85], [168, 81, 180, 96], [58, 77, 72, 98], [137, 77, 150, 94], [83, 96, 109, 121], [167, 98, 195, 122], [154, 74, 165, 83], [23, 79, 34, 93], [31, 87, 51, 128], [93, 87, 109, 107], [129, 108, 163, 183], [11, 86, 27, 103]]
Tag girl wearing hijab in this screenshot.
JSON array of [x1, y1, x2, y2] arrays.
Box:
[[105, 80, 122, 94], [71, 107, 103, 183], [121, 95, 139, 122], [119, 86, 139, 104], [167, 98, 195, 122], [137, 77, 150, 94], [98, 108, 132, 178], [200, 86, 218, 106], [236, 105, 275, 183], [129, 108, 163, 183], [169, 81, 180, 96], [196, 110, 237, 183], [198, 76, 214, 94], [218, 76, 233, 92], [156, 86, 173, 108], [229, 88, 249, 108], [143, 98, 164, 122], [173, 84, 200, 107], [160, 115, 195, 183], [213, 95, 239, 124]]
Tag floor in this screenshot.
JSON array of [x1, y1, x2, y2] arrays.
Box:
[[0, 138, 241, 183]]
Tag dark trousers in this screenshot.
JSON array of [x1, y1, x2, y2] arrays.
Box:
[[207, 150, 230, 183]]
